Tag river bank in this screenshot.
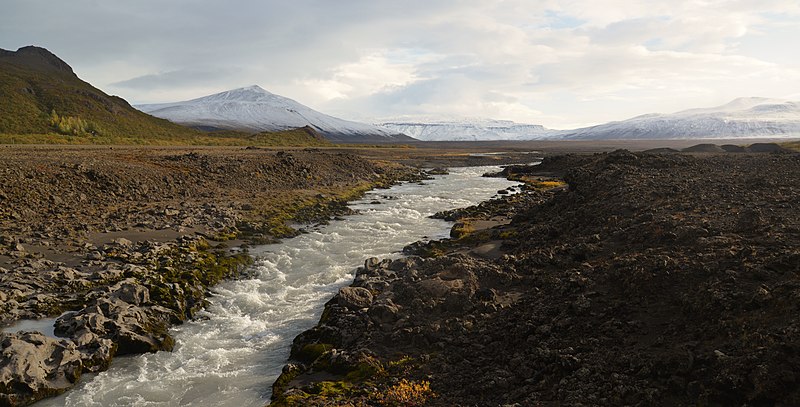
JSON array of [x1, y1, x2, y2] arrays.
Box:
[[272, 150, 800, 406], [0, 146, 440, 406], [0, 144, 543, 406]]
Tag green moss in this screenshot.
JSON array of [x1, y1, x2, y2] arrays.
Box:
[[144, 239, 253, 319], [497, 230, 519, 239], [319, 306, 333, 324], [271, 380, 358, 406], [238, 182, 377, 244], [147, 283, 183, 309], [274, 394, 309, 406], [387, 356, 415, 370], [450, 220, 476, 239], [294, 343, 333, 364], [269, 356, 434, 406], [345, 360, 385, 381], [309, 380, 353, 396], [271, 365, 302, 402], [158, 333, 176, 352], [207, 229, 239, 242]]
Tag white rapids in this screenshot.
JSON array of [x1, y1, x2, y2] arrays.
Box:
[[37, 166, 520, 407]]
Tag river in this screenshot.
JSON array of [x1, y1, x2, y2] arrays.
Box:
[[38, 166, 520, 407]]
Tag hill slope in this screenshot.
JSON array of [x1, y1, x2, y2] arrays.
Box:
[[137, 86, 415, 143], [561, 97, 800, 140], [0, 46, 201, 141]]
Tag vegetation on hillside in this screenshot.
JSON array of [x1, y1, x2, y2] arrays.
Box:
[[0, 127, 332, 146], [48, 109, 102, 136], [0, 46, 330, 146], [0, 51, 201, 140], [783, 140, 800, 151]]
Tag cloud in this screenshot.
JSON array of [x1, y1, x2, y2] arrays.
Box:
[[297, 52, 422, 102], [2, 0, 799, 128], [111, 69, 235, 90]]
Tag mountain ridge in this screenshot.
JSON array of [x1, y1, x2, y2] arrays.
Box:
[[379, 97, 800, 141], [0, 45, 202, 140], [137, 86, 415, 143], [377, 118, 552, 141], [0, 45, 75, 75], [560, 97, 800, 140]]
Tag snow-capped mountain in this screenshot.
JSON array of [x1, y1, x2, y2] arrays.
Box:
[[136, 86, 414, 143], [561, 97, 800, 140], [137, 90, 800, 142], [377, 119, 554, 141]]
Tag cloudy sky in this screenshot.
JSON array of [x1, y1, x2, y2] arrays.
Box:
[[2, 0, 800, 128]]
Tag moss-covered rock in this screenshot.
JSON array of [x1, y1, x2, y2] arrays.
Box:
[[292, 343, 333, 365]]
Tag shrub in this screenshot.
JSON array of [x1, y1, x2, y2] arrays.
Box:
[[374, 379, 435, 406], [48, 109, 101, 136]]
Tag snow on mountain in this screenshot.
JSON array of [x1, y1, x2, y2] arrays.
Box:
[[136, 86, 414, 143], [376, 119, 554, 141], [136, 90, 800, 142], [560, 97, 800, 140]]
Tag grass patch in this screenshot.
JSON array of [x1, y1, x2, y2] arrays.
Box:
[[270, 355, 435, 406], [783, 140, 800, 152], [374, 379, 435, 406], [507, 174, 567, 190], [237, 182, 375, 242], [0, 127, 332, 147], [450, 220, 476, 239]]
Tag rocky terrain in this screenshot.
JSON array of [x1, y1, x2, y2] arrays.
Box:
[[0, 145, 427, 406], [272, 149, 800, 406]]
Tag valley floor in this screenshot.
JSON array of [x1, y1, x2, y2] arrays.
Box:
[[0, 143, 541, 406], [2, 142, 799, 406]]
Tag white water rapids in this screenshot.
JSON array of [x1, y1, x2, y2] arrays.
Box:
[[37, 166, 520, 407]]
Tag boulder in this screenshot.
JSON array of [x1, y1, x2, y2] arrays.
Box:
[[337, 287, 374, 310], [111, 237, 133, 248], [0, 332, 82, 406], [109, 279, 150, 305], [54, 297, 175, 356], [368, 299, 401, 327], [426, 167, 450, 175]]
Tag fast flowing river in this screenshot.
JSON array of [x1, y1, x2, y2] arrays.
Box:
[[38, 166, 520, 407]]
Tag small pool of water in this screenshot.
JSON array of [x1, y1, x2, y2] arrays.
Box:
[[1, 313, 70, 338]]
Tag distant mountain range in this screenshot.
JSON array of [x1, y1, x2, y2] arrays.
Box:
[[377, 98, 800, 141], [3, 46, 799, 143], [137, 86, 414, 143], [559, 97, 800, 140], [376, 119, 552, 141]]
